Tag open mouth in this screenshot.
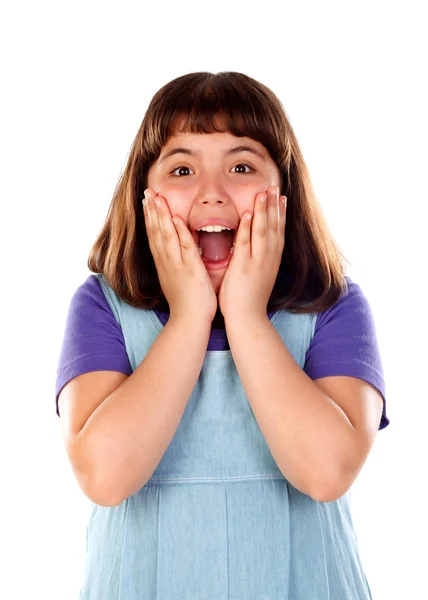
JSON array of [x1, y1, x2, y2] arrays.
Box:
[[192, 228, 237, 243], [193, 227, 237, 263]]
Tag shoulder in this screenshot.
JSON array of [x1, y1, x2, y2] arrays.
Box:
[[311, 276, 380, 347], [314, 275, 372, 328], [70, 273, 110, 311]]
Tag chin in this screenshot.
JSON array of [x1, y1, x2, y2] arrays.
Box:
[[208, 271, 224, 294]]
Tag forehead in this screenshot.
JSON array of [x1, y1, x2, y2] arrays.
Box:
[[161, 130, 269, 157]]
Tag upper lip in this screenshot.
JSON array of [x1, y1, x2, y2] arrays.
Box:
[[191, 217, 238, 232]]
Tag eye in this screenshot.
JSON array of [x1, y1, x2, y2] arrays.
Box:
[[170, 166, 195, 177], [231, 163, 255, 174], [169, 163, 255, 177]]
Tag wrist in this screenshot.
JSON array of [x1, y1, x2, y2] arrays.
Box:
[[224, 310, 269, 328], [168, 312, 213, 333]]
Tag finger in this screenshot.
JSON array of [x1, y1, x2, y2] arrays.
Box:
[[281, 196, 287, 232], [233, 210, 253, 262], [267, 187, 280, 237], [279, 195, 287, 255], [266, 187, 281, 255], [153, 195, 183, 265], [252, 191, 268, 259], [171, 215, 202, 264], [142, 194, 160, 260]]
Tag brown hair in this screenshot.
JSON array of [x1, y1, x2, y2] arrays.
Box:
[[88, 71, 352, 314]]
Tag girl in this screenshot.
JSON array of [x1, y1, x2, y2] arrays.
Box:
[[56, 71, 389, 599]]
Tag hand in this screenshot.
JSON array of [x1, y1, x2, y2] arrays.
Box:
[[142, 189, 218, 324], [218, 186, 287, 321]]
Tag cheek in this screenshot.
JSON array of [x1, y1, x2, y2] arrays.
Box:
[[150, 188, 190, 218], [235, 191, 257, 216]]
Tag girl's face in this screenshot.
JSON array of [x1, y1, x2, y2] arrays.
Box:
[[146, 129, 282, 295]]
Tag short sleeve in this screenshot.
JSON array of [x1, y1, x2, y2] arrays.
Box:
[[55, 274, 132, 418], [304, 276, 390, 430]]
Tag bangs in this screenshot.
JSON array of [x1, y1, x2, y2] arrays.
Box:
[[147, 72, 289, 173]]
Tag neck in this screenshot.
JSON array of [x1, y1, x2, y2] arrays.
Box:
[[212, 308, 225, 329]]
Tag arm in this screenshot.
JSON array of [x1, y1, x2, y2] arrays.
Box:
[[79, 316, 211, 506], [225, 314, 357, 502]]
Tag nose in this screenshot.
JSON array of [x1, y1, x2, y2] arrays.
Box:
[[195, 170, 236, 202], [200, 196, 227, 205], [196, 184, 231, 206]]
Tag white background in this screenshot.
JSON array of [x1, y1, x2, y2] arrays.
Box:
[[1, 1, 426, 598]]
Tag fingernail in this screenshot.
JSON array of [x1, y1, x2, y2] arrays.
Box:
[[144, 189, 152, 200]]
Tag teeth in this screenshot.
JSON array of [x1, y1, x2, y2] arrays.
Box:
[[197, 225, 232, 232]]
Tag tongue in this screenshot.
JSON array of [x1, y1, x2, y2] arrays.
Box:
[[198, 230, 234, 262]]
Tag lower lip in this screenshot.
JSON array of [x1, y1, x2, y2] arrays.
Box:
[[202, 254, 233, 270]]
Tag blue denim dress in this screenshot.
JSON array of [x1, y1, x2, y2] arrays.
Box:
[[79, 274, 373, 599]]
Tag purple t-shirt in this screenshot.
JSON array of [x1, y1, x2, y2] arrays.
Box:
[[55, 274, 390, 430]]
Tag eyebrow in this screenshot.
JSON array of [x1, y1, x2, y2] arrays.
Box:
[[158, 145, 266, 165]]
